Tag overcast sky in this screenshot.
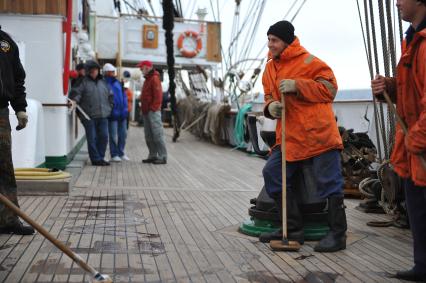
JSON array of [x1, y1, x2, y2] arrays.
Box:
[[129, 0, 408, 91]]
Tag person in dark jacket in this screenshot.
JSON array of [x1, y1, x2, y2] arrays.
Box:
[[104, 63, 129, 162], [0, 27, 34, 235], [137, 60, 167, 164], [69, 60, 113, 166]]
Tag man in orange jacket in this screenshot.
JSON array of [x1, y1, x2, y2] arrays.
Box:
[[371, 0, 426, 281], [259, 21, 346, 253]]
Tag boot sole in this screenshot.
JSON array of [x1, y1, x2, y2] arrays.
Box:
[[314, 243, 346, 253]]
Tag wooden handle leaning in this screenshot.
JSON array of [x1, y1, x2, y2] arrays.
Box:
[[382, 91, 426, 170], [281, 96, 287, 239], [0, 193, 97, 276]]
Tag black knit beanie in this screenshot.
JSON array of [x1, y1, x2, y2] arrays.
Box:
[[267, 20, 295, 44]]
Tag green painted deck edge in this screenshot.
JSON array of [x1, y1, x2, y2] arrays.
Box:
[[45, 137, 86, 169]]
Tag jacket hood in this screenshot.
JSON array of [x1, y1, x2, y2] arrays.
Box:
[[278, 37, 308, 61], [85, 60, 100, 70]]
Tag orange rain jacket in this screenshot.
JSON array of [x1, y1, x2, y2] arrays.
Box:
[[384, 28, 426, 186], [262, 37, 343, 162]]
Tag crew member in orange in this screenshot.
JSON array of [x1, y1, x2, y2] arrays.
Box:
[[259, 21, 346, 253], [371, 0, 426, 280]]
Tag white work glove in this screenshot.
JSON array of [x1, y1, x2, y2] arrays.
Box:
[[268, 101, 283, 119], [16, 111, 28, 130], [279, 79, 297, 94]]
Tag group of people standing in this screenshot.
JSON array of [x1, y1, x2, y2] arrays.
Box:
[[69, 59, 167, 166]]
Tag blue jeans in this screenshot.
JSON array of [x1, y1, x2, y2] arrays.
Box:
[[82, 118, 109, 162], [108, 119, 127, 158], [263, 148, 344, 199], [404, 178, 426, 274]]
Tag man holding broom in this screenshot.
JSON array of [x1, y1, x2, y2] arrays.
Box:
[[259, 20, 347, 252], [0, 26, 34, 235]]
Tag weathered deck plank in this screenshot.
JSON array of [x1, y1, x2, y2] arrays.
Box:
[[1, 126, 415, 282]]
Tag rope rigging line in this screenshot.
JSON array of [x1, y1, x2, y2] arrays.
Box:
[[378, 0, 396, 159], [183, 0, 193, 18], [385, 0, 397, 76], [228, 0, 265, 66], [162, 0, 180, 142], [355, 0, 411, 219], [227, 2, 241, 67], [235, 0, 263, 65], [209, 0, 218, 22], [216, 0, 221, 27], [360, 0, 384, 163], [246, 0, 307, 73], [189, 0, 197, 19], [226, 0, 257, 66], [236, 0, 263, 59], [385, 0, 397, 153], [146, 0, 156, 16], [367, 0, 389, 160], [238, 0, 267, 70]]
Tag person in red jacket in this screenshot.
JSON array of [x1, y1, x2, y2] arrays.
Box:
[[137, 60, 167, 164], [371, 0, 426, 281]]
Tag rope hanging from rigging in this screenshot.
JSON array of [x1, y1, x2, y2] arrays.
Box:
[[162, 0, 180, 142]]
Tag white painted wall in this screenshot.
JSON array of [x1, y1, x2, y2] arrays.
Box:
[[0, 14, 85, 162], [9, 99, 45, 167]]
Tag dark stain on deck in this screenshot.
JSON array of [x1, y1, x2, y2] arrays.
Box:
[[297, 272, 339, 283]]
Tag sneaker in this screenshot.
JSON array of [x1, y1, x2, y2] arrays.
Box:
[[111, 156, 122, 162], [121, 155, 130, 161], [101, 160, 110, 166]]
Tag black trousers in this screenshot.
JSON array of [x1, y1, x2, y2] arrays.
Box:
[[0, 108, 20, 227], [404, 178, 426, 274]]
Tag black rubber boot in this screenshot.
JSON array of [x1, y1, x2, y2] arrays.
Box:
[[314, 196, 347, 252], [259, 193, 304, 244], [0, 221, 35, 235], [394, 268, 426, 282]]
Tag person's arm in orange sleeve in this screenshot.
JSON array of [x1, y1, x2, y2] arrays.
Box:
[[292, 59, 338, 103], [262, 65, 278, 119], [405, 43, 426, 155]]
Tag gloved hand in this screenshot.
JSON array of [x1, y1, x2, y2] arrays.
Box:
[[16, 111, 28, 131], [279, 79, 297, 94], [268, 101, 283, 119]]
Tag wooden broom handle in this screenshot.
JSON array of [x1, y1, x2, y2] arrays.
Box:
[[281, 95, 288, 239], [382, 91, 426, 170], [0, 193, 98, 276]]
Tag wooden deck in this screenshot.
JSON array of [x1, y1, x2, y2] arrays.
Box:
[[1, 126, 415, 282]]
